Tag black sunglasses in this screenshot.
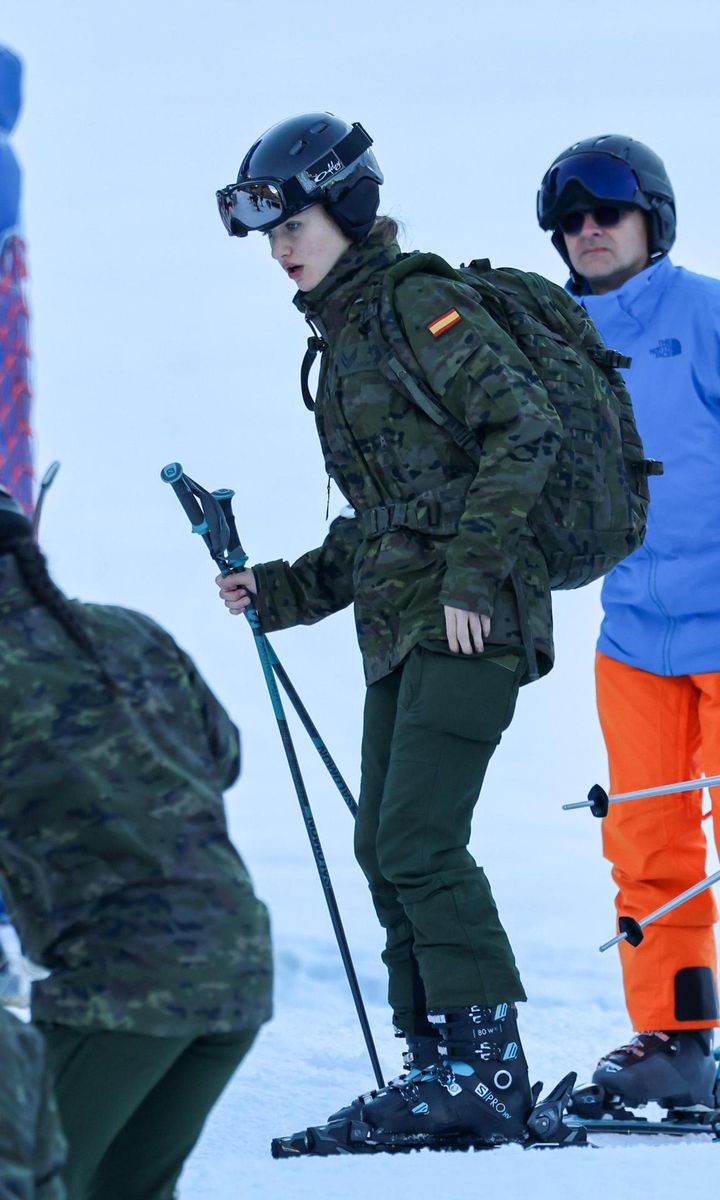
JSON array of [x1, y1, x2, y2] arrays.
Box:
[[557, 206, 628, 236]]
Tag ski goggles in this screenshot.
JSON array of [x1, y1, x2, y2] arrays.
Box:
[[216, 122, 374, 237], [539, 152, 646, 228], [557, 205, 628, 236], [216, 178, 307, 237]]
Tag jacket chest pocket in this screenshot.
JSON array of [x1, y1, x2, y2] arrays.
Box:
[[333, 341, 378, 377]]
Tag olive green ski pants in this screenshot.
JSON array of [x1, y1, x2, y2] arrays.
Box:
[[354, 644, 527, 1035], [38, 1022, 258, 1200]]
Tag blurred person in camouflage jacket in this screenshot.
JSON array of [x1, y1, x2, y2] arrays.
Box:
[[214, 114, 563, 1145], [0, 486, 272, 1199]]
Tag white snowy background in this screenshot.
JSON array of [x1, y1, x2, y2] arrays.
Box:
[[3, 1, 720, 1195]]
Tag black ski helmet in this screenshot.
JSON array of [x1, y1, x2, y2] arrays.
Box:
[[217, 112, 383, 243], [0, 485, 32, 548], [537, 134, 676, 269]]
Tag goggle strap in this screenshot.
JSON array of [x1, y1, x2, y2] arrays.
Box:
[[299, 123, 373, 194], [329, 123, 373, 170]]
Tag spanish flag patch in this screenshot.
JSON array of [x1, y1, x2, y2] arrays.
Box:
[[427, 308, 462, 337]]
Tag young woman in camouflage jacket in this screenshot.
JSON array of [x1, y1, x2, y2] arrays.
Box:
[[216, 113, 563, 1146]]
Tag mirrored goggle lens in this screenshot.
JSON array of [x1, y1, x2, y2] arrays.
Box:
[[216, 181, 286, 235], [547, 153, 640, 205], [558, 206, 625, 235]]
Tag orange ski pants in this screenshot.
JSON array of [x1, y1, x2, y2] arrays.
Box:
[[595, 651, 720, 1031]]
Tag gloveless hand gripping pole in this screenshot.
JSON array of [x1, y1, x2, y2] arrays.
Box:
[[161, 463, 382, 1089]]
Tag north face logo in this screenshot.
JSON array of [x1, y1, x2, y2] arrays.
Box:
[[650, 338, 682, 358]]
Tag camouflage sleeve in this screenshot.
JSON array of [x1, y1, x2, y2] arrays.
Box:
[[171, 642, 241, 789], [252, 512, 361, 631], [108, 608, 241, 791], [396, 275, 562, 615]]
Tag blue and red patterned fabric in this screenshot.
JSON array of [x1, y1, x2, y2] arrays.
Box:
[[0, 46, 32, 514]]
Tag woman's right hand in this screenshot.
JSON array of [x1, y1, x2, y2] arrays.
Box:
[[216, 568, 257, 615]]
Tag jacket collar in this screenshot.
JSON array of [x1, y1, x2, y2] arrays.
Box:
[[568, 255, 675, 325], [293, 228, 402, 343]]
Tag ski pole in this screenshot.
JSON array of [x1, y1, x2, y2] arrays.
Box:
[[161, 463, 383, 1088], [262, 643, 357, 818], [32, 460, 61, 538], [162, 468, 355, 816], [564, 773, 720, 819], [600, 869, 720, 952], [212, 489, 357, 818]]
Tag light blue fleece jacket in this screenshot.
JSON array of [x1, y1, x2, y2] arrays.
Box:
[[574, 255, 720, 675]]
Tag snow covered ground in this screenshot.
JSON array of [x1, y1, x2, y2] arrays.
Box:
[[3, 1, 720, 1196]]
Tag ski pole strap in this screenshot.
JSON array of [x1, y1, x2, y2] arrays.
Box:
[[213, 489, 248, 571]]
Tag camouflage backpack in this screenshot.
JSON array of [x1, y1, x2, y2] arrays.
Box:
[[365, 253, 661, 590]]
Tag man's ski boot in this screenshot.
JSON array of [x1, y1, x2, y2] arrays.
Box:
[[569, 1028, 720, 1122], [272, 1004, 585, 1155], [327, 1030, 440, 1122]]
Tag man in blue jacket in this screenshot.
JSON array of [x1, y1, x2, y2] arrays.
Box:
[[538, 136, 720, 1114]]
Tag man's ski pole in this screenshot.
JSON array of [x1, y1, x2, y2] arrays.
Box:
[[600, 869, 720, 953], [161, 462, 382, 1088], [564, 773, 720, 818], [31, 460, 61, 538]]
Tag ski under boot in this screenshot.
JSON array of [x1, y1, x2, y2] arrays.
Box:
[[327, 1030, 439, 1123], [272, 1004, 585, 1155]]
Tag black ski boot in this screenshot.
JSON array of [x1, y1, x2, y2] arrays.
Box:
[[327, 1030, 440, 1122], [359, 1003, 533, 1144], [590, 1028, 718, 1110]]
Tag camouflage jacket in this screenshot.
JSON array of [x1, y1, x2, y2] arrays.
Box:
[[253, 226, 563, 684], [0, 559, 272, 1035], [0, 1006, 67, 1199]]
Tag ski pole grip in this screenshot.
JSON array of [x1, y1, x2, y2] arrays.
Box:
[[160, 462, 208, 533], [213, 488, 249, 571], [39, 460, 61, 490]]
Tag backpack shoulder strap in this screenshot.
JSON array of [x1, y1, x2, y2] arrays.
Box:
[[364, 253, 483, 462]]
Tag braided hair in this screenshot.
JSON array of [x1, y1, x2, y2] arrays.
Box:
[[1, 533, 120, 696]]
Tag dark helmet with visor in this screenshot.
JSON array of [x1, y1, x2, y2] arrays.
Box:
[[537, 134, 676, 268], [217, 112, 383, 243]]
